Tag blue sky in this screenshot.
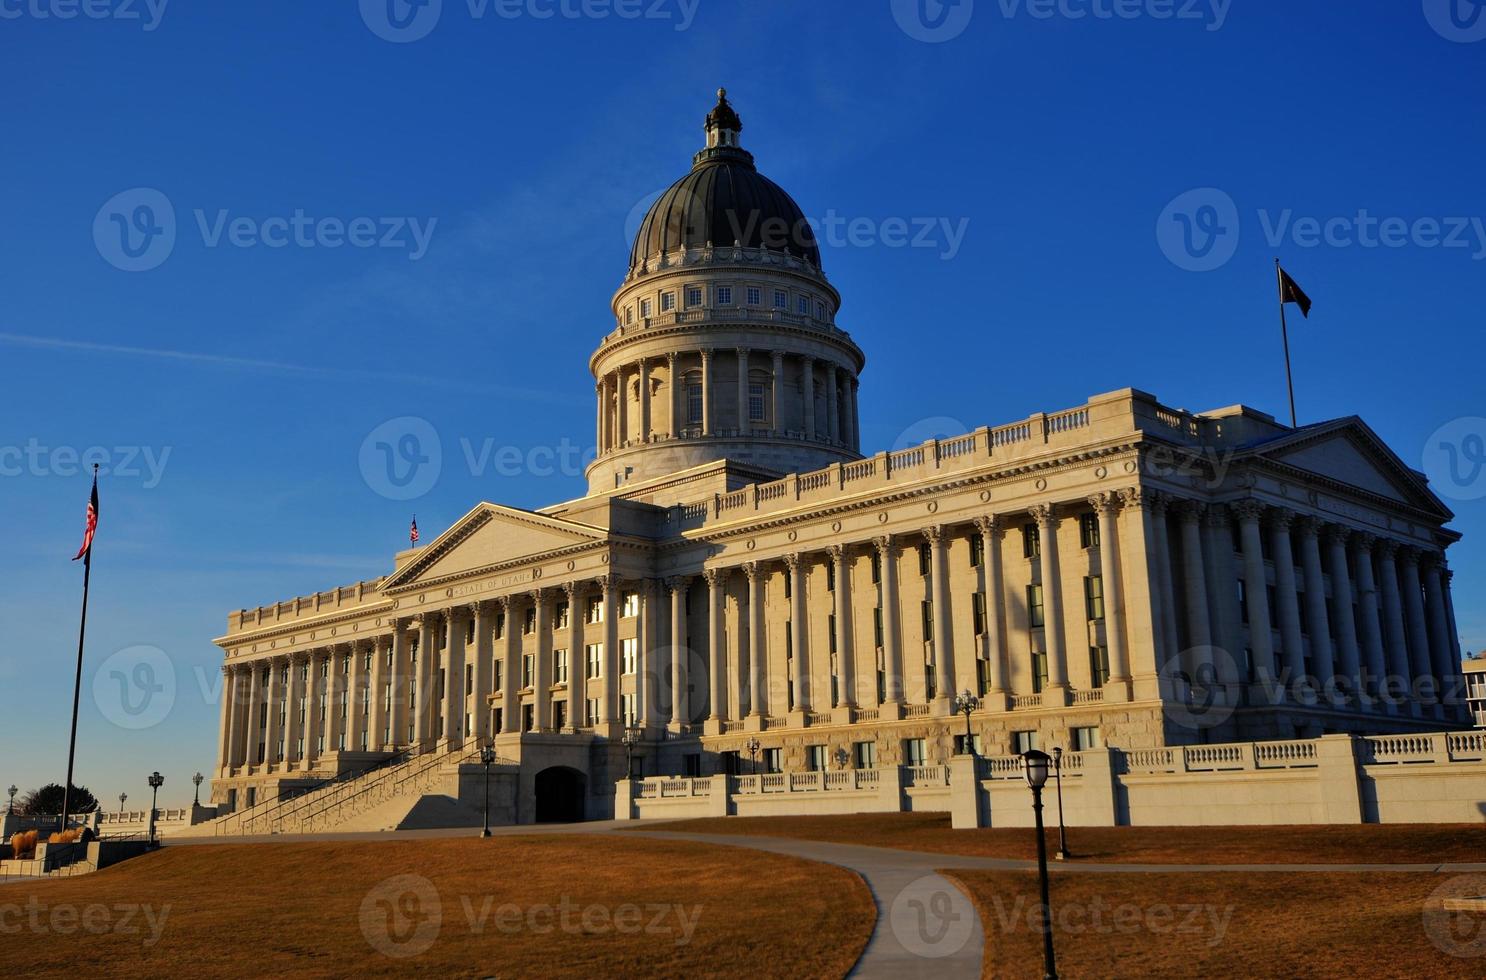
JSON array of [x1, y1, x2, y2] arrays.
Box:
[[2, 1, 1483, 808]]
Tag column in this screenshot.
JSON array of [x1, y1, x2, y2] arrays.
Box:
[[285, 654, 306, 763], [370, 634, 390, 750], [1297, 517, 1337, 694], [1325, 527, 1363, 702], [1350, 535, 1387, 704], [638, 358, 652, 442], [1030, 505, 1069, 696], [1442, 567, 1464, 711], [328, 647, 346, 752], [925, 525, 954, 705], [1150, 495, 1181, 678], [786, 553, 812, 713], [829, 546, 856, 708], [825, 364, 839, 444], [615, 368, 628, 448], [244, 661, 263, 767], [389, 621, 410, 746], [471, 604, 492, 742], [640, 578, 661, 727], [703, 568, 727, 727], [1090, 493, 1131, 688], [499, 596, 520, 734], [1400, 549, 1434, 703], [1116, 488, 1166, 699], [1269, 510, 1306, 691], [442, 608, 466, 743], [346, 644, 366, 752], [1375, 541, 1413, 699], [1423, 556, 1456, 706], [301, 652, 321, 770], [1175, 501, 1213, 674], [736, 347, 749, 432], [669, 577, 691, 726], [531, 590, 552, 730], [745, 563, 766, 718], [416, 616, 438, 746], [802, 356, 816, 441], [666, 352, 681, 437], [222, 665, 241, 770], [564, 582, 585, 732], [595, 381, 606, 454], [261, 659, 282, 765], [601, 576, 619, 725], [1203, 505, 1244, 686], [973, 517, 1008, 698], [876, 535, 904, 706], [771, 350, 784, 433], [1231, 501, 1276, 688], [700, 349, 714, 436], [848, 377, 860, 451]]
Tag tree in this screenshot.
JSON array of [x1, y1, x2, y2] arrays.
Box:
[[18, 783, 99, 816]]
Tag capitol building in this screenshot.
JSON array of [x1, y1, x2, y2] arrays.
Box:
[[209, 91, 1470, 827]]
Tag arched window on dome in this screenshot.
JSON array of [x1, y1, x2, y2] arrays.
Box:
[[747, 368, 772, 427]]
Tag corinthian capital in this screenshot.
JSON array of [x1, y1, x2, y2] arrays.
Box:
[[1229, 498, 1265, 524], [1086, 491, 1118, 516], [1027, 504, 1057, 528], [972, 515, 1003, 538]]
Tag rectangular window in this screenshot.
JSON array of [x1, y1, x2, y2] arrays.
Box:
[[640, 298, 653, 317], [465, 663, 474, 690], [1079, 513, 1100, 549], [921, 599, 933, 644], [969, 533, 983, 568], [1084, 575, 1105, 621], [1031, 650, 1049, 693], [586, 698, 600, 726], [828, 613, 837, 655], [660, 291, 675, 312], [1237, 579, 1249, 624], [716, 285, 733, 306], [522, 704, 534, 732], [763, 747, 782, 773], [521, 654, 534, 689], [806, 745, 827, 772], [748, 382, 766, 422], [493, 660, 503, 691], [551, 701, 566, 732], [687, 286, 702, 307], [554, 602, 570, 630], [1023, 523, 1041, 559], [871, 550, 881, 584], [873, 607, 884, 649], [586, 643, 603, 679], [784, 572, 792, 600], [918, 542, 931, 577], [1072, 726, 1101, 751], [554, 649, 568, 685], [817, 302, 826, 320], [1089, 646, 1110, 688], [625, 306, 634, 324], [622, 592, 641, 618], [972, 592, 986, 636], [586, 596, 604, 624], [466, 619, 476, 645], [621, 693, 636, 726], [1027, 584, 1045, 628], [687, 382, 703, 424], [954, 733, 984, 756], [1012, 730, 1040, 754], [797, 295, 809, 314], [826, 562, 836, 592], [852, 741, 877, 769], [903, 738, 927, 767], [621, 637, 638, 675], [684, 753, 702, 777], [746, 286, 761, 305], [523, 607, 536, 634], [495, 612, 505, 640], [773, 289, 787, 309]]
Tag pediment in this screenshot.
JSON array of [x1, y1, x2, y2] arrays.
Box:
[[382, 503, 608, 591], [1255, 420, 1450, 519]]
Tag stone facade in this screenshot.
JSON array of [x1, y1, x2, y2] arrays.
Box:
[[209, 93, 1468, 823]]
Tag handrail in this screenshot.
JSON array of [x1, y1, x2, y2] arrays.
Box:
[[220, 747, 419, 836]]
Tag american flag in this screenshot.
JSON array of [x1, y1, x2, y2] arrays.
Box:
[[72, 469, 99, 562], [410, 516, 419, 547]]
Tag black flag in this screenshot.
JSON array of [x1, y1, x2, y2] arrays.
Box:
[[1278, 265, 1312, 318]]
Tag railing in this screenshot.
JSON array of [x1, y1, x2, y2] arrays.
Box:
[[216, 747, 416, 836], [1251, 740, 1318, 769], [904, 765, 949, 787], [1070, 689, 1104, 705], [805, 712, 831, 726], [1446, 732, 1486, 760], [1011, 693, 1042, 709], [991, 421, 1032, 447], [903, 704, 931, 719], [1359, 734, 1437, 765]]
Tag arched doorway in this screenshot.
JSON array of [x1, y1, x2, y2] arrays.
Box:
[[534, 767, 586, 823]]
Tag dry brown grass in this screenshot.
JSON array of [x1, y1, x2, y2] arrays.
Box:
[[651, 812, 1486, 864], [944, 868, 1473, 979], [3, 835, 875, 979]]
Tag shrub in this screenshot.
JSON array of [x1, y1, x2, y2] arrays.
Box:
[[10, 830, 38, 859], [47, 828, 83, 845]]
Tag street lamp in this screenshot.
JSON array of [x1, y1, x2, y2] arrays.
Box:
[[6, 784, 16, 815], [1051, 747, 1070, 861], [1021, 749, 1058, 980], [479, 743, 496, 839], [745, 737, 761, 775], [953, 689, 980, 754], [621, 725, 642, 781], [147, 772, 164, 845], [118, 792, 127, 815], [192, 772, 204, 807]]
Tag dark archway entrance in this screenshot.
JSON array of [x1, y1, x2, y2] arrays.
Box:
[[534, 767, 586, 823]]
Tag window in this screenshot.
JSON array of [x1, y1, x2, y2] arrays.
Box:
[[622, 592, 641, 618], [806, 745, 827, 772], [553, 649, 568, 685], [763, 747, 783, 773], [954, 733, 984, 756], [1012, 730, 1040, 754], [686, 377, 703, 424], [826, 562, 836, 592], [717, 285, 733, 306], [1023, 524, 1041, 559], [465, 663, 474, 691], [523, 607, 536, 634], [521, 654, 534, 689], [660, 291, 675, 312], [921, 599, 933, 643], [873, 607, 884, 649], [683, 753, 702, 777], [640, 298, 653, 318], [797, 295, 809, 314], [969, 534, 983, 568], [1079, 513, 1100, 549], [817, 302, 826, 320], [493, 660, 503, 691], [1027, 585, 1045, 628], [1072, 726, 1101, 751], [852, 741, 877, 769], [748, 382, 766, 421], [1084, 576, 1105, 621], [621, 637, 638, 675], [784, 572, 792, 600], [585, 596, 603, 624], [586, 643, 603, 679], [625, 306, 633, 324], [554, 602, 569, 630], [495, 612, 505, 640], [687, 286, 703, 307], [918, 542, 931, 576], [746, 286, 761, 305], [552, 701, 566, 732], [1238, 580, 1249, 624], [522, 704, 534, 732], [972, 592, 987, 636], [773, 289, 787, 308], [903, 738, 927, 766], [620, 693, 636, 726], [465, 619, 475, 645], [585, 698, 599, 726], [721, 751, 740, 775], [871, 550, 881, 584], [1031, 650, 1049, 693], [1089, 646, 1110, 688]]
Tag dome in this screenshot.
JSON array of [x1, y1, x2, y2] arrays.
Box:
[[628, 89, 821, 273]]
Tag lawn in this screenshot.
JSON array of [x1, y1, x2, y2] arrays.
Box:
[[1, 835, 875, 978], [648, 812, 1486, 865], [944, 868, 1477, 979]]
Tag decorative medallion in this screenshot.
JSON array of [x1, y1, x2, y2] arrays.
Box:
[[567, 560, 576, 571], [747, 539, 756, 550], [831, 521, 842, 532], [445, 588, 453, 598], [534, 567, 543, 579], [418, 593, 427, 604], [601, 554, 610, 565], [927, 501, 939, 513], [979, 489, 991, 502], [1095, 465, 1108, 479], [1123, 460, 1137, 474], [1035, 477, 1048, 491], [787, 529, 798, 541], [878, 512, 889, 524]]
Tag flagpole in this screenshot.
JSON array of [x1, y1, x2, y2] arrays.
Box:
[[1276, 258, 1298, 428], [61, 463, 98, 831]]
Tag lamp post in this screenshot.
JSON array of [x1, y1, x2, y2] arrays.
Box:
[[1051, 747, 1070, 861], [118, 792, 127, 815], [745, 737, 761, 775], [6, 784, 16, 815], [479, 743, 495, 838], [192, 772, 204, 807], [147, 772, 164, 845], [953, 689, 979, 754], [622, 725, 642, 781], [1021, 749, 1058, 980]]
